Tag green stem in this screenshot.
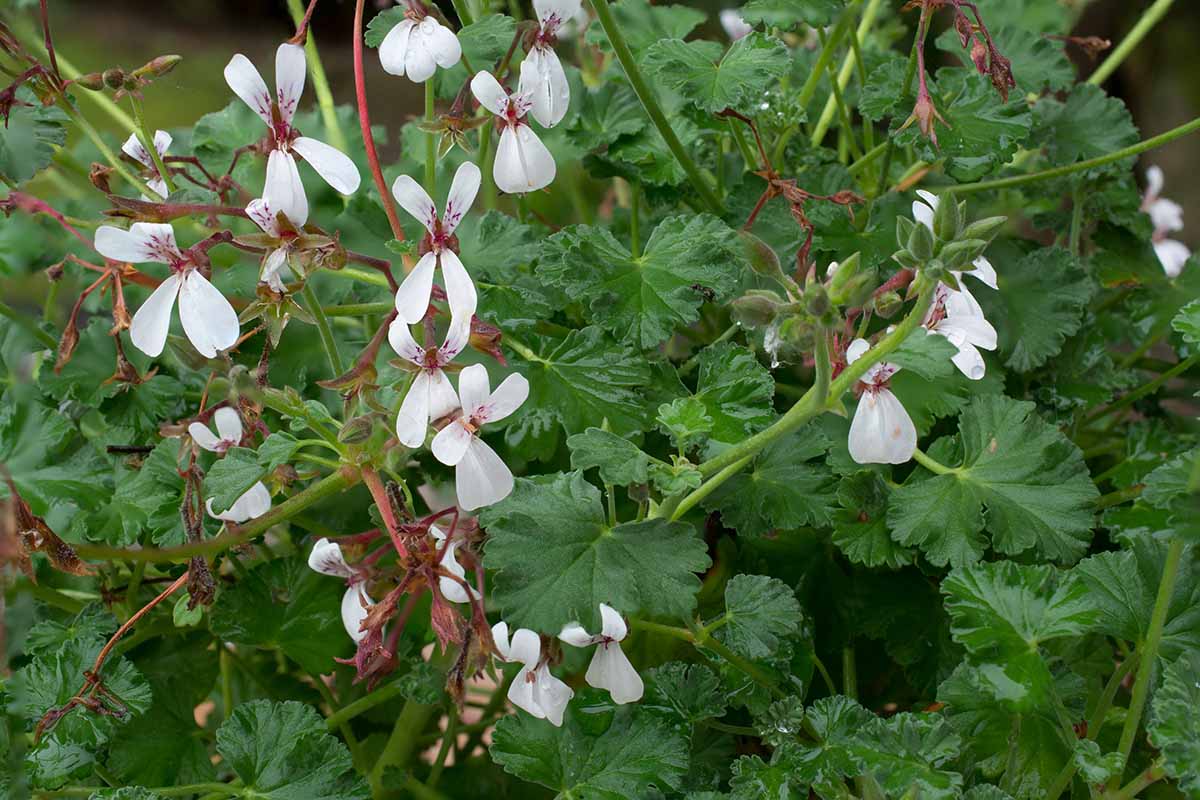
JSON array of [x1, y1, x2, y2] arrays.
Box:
[[302, 282, 345, 375], [669, 454, 753, 521], [912, 447, 956, 475], [325, 678, 411, 729], [1085, 353, 1200, 422], [57, 100, 155, 196], [478, 122, 496, 210], [812, 653, 838, 695], [0, 300, 56, 348], [810, 0, 884, 147], [588, 0, 722, 213], [813, 330, 831, 404], [287, 0, 349, 153], [629, 180, 641, 258], [449, 0, 475, 26], [427, 710, 458, 788], [424, 81, 437, 195], [1069, 182, 1085, 256], [1107, 539, 1185, 791], [34, 783, 240, 799], [1108, 762, 1167, 800], [944, 115, 1200, 196], [129, 95, 176, 194], [1088, 0, 1176, 86], [842, 646, 857, 698], [73, 468, 358, 562], [324, 301, 394, 316]]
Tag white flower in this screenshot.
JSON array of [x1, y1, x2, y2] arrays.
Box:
[[558, 603, 643, 704], [719, 9, 753, 40], [492, 621, 573, 726], [923, 284, 997, 380], [206, 482, 272, 524], [246, 151, 312, 291], [521, 0, 581, 128], [308, 536, 357, 578], [431, 363, 529, 511], [846, 338, 916, 465], [391, 161, 481, 323], [471, 68, 556, 195], [95, 222, 239, 359], [224, 43, 360, 219], [1142, 166, 1190, 278], [341, 584, 374, 643], [389, 317, 470, 447], [188, 406, 243, 453], [911, 189, 998, 290], [307, 538, 373, 642], [121, 129, 172, 199], [430, 524, 478, 603], [379, 13, 462, 83]]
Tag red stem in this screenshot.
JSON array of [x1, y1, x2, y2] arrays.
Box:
[[38, 0, 60, 80], [353, 0, 407, 244], [361, 465, 409, 559]]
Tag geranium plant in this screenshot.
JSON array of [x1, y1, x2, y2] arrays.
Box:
[[1, 0, 1199, 798]]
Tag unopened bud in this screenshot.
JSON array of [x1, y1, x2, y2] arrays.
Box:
[[907, 218, 934, 261], [731, 290, 782, 329], [338, 415, 374, 445], [135, 55, 182, 78], [988, 51, 1016, 103], [74, 72, 105, 91], [907, 91, 948, 149], [970, 39, 988, 75], [827, 252, 861, 294], [873, 290, 903, 319], [102, 69, 126, 90], [954, 12, 973, 49], [737, 230, 786, 283], [961, 215, 1007, 242], [939, 239, 988, 271], [932, 192, 961, 242], [805, 283, 831, 318]]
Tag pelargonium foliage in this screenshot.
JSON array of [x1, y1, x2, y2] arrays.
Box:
[[2, 0, 1200, 799]]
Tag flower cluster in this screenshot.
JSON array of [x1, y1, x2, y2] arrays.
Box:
[[1142, 166, 1191, 278]]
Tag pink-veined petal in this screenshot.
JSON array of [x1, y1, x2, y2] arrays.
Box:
[[471, 70, 510, 117], [534, 0, 582, 31], [341, 585, 373, 643], [308, 537, 356, 578], [442, 161, 481, 235], [480, 372, 528, 424], [439, 316, 471, 362], [558, 623, 597, 648], [266, 150, 308, 228], [585, 642, 643, 704], [188, 421, 221, 452], [292, 136, 361, 195], [246, 198, 279, 236], [431, 420, 473, 467], [396, 370, 433, 448], [129, 273, 181, 357], [213, 406, 243, 443], [391, 174, 438, 233], [456, 363, 491, 418], [598, 603, 627, 641], [379, 18, 416, 77], [178, 270, 240, 358], [121, 132, 152, 167], [439, 249, 478, 322], [224, 53, 273, 125], [152, 130, 172, 158], [394, 252, 438, 324], [454, 438, 514, 510], [275, 43, 306, 127], [95, 223, 181, 264], [145, 178, 169, 200], [523, 47, 570, 128], [387, 318, 425, 364]]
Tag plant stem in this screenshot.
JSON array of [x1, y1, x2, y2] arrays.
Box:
[[353, 0, 407, 241], [325, 678, 410, 729], [1085, 353, 1200, 423], [72, 468, 358, 562], [1106, 538, 1184, 791], [425, 80, 437, 195], [1108, 762, 1167, 800], [287, 0, 349, 153], [369, 650, 453, 799], [629, 180, 641, 258], [842, 646, 857, 698], [670, 454, 753, 521], [1088, 0, 1176, 86], [587, 0, 722, 213], [944, 115, 1200, 196], [128, 95, 175, 195], [912, 447, 956, 475], [0, 300, 56, 348], [57, 100, 155, 196], [810, 0, 884, 147], [301, 282, 345, 375], [629, 618, 696, 642], [1069, 182, 1085, 256], [35, 783, 241, 799]]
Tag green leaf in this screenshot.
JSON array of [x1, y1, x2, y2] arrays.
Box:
[[432, 14, 517, 99], [567, 427, 654, 486], [986, 247, 1095, 371], [585, 0, 706, 55], [1148, 652, 1200, 796], [703, 426, 836, 536], [656, 396, 714, 453], [714, 574, 804, 660], [644, 34, 789, 114], [0, 87, 68, 183], [645, 662, 727, 724], [203, 446, 265, 514], [888, 395, 1099, 566], [479, 472, 711, 632], [832, 471, 914, 569], [24, 605, 117, 658], [191, 100, 263, 179], [258, 431, 302, 472], [363, 7, 406, 47], [216, 700, 369, 799], [729, 754, 805, 799], [741, 0, 844, 27], [490, 704, 690, 799], [890, 328, 960, 380], [692, 342, 776, 446], [567, 84, 647, 151], [509, 327, 652, 437], [1071, 739, 1124, 785], [210, 557, 352, 674], [855, 713, 963, 800], [1172, 299, 1200, 346], [860, 57, 909, 122], [538, 215, 746, 349], [776, 695, 873, 792], [599, 115, 704, 186], [1032, 84, 1138, 166]]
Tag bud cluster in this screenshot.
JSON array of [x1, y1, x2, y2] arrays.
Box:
[[893, 195, 1005, 292]]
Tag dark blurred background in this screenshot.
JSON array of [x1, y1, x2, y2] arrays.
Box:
[[31, 0, 1200, 248]]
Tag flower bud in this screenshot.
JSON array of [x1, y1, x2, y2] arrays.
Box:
[[827, 252, 860, 293], [737, 230, 787, 283], [895, 215, 916, 250], [338, 415, 375, 445], [961, 215, 1006, 242], [939, 239, 988, 271], [102, 69, 127, 90], [804, 282, 831, 318], [954, 11, 973, 48], [932, 192, 961, 242], [873, 290, 903, 319], [907, 218, 934, 261], [731, 290, 783, 329], [74, 72, 105, 91], [135, 55, 182, 78], [971, 39, 988, 75]]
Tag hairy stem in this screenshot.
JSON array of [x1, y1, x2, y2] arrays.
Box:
[[301, 281, 345, 375], [129, 95, 176, 195]]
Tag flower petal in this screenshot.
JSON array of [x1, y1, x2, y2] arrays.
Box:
[[387, 318, 425, 364], [224, 53, 273, 125], [439, 249, 478, 322], [129, 273, 181, 357], [558, 623, 597, 648], [585, 643, 643, 704], [275, 43, 306, 126], [534, 0, 583, 30], [497, 124, 556, 194], [523, 47, 570, 128], [213, 407, 243, 443], [471, 70, 510, 117], [379, 19, 416, 77], [439, 316, 471, 362], [848, 388, 916, 465], [152, 130, 172, 157], [949, 340, 986, 380], [1146, 165, 1165, 199], [396, 370, 433, 448], [431, 420, 473, 467], [394, 252, 438, 324], [207, 481, 271, 523], [534, 665, 574, 726], [481, 372, 528, 424], [507, 670, 545, 719], [188, 421, 221, 452], [456, 363, 491, 418], [178, 270, 240, 358], [598, 603, 627, 641], [95, 223, 181, 264], [509, 627, 541, 667], [443, 161, 481, 235], [308, 537, 355, 578], [121, 132, 152, 167], [404, 21, 440, 83], [965, 255, 998, 290], [455, 438, 514, 510], [845, 337, 870, 365], [261, 247, 290, 291], [1149, 197, 1184, 233], [1155, 238, 1191, 278], [391, 174, 438, 232], [341, 585, 373, 643], [266, 150, 309, 228], [291, 136, 361, 195], [426, 368, 461, 422], [424, 19, 462, 68], [437, 540, 477, 603], [491, 620, 512, 659]]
